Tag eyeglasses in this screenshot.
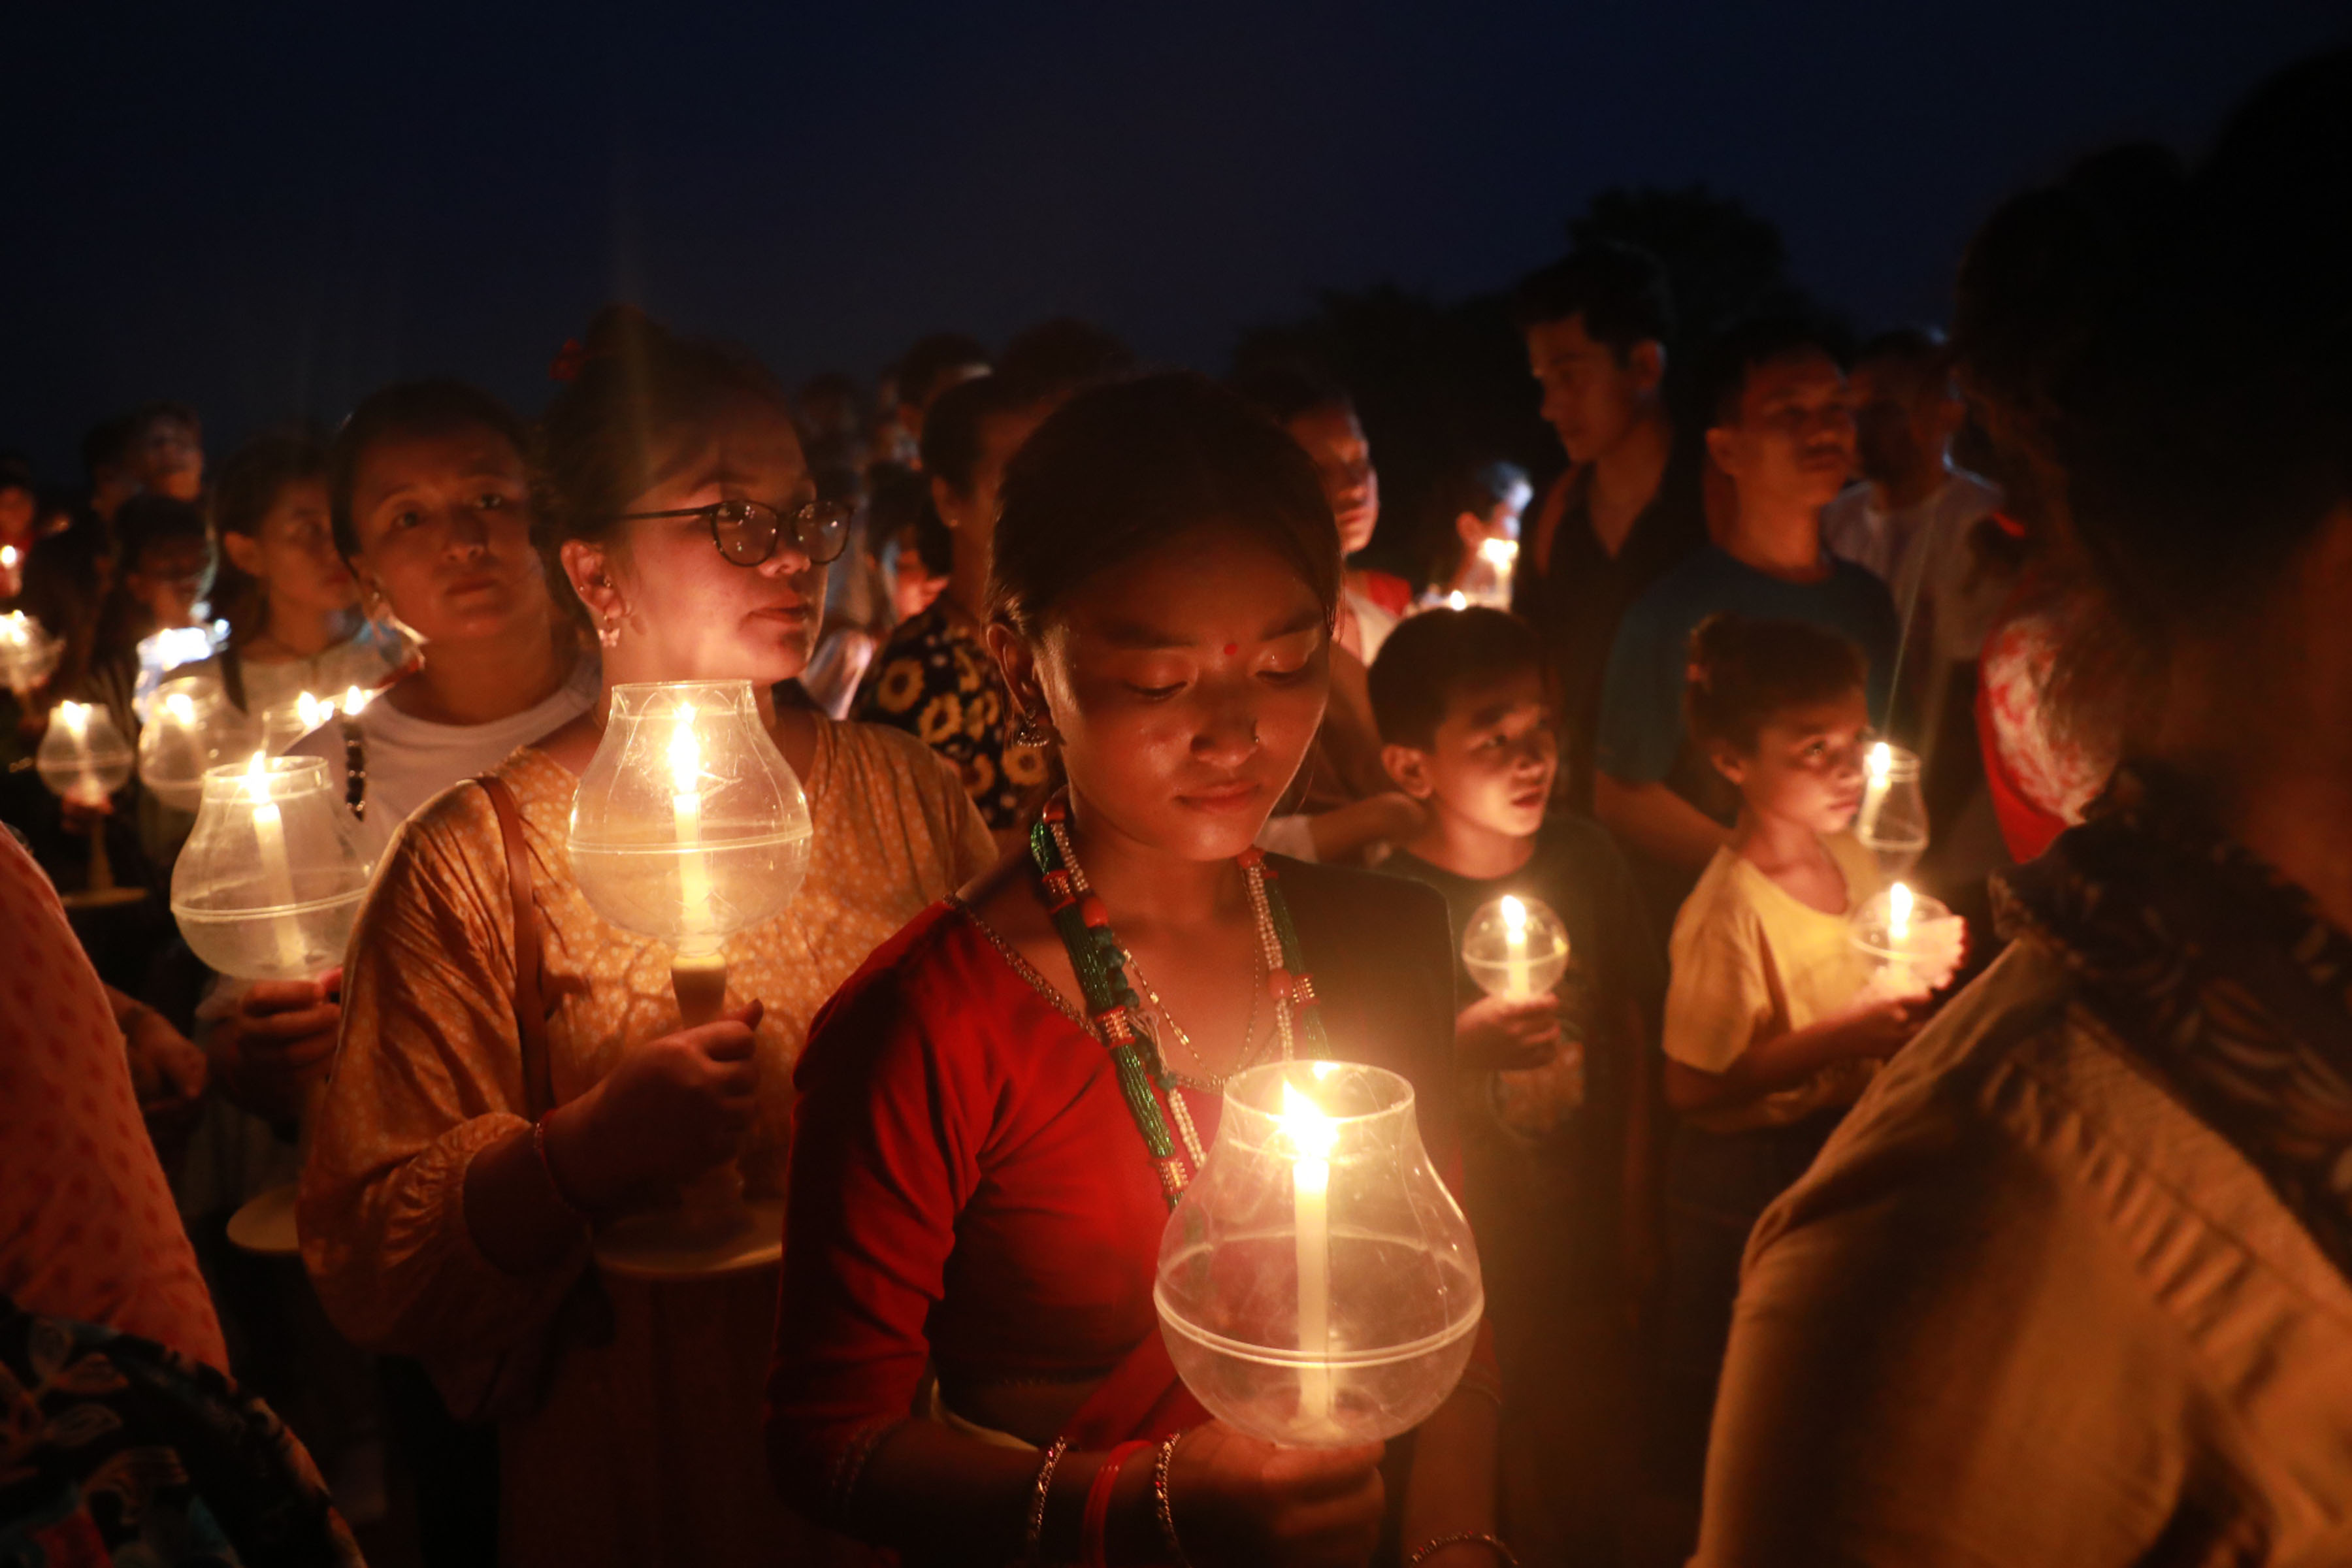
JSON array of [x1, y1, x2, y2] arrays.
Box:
[[616, 497, 853, 568]]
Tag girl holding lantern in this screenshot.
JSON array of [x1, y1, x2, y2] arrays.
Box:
[[767, 373, 1503, 1568], [299, 310, 993, 1567]]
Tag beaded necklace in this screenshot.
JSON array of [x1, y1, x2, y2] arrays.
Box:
[[1030, 793, 1331, 1207]]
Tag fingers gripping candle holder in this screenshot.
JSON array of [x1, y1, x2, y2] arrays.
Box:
[[172, 753, 377, 1256], [567, 679, 813, 1279], [1463, 894, 1582, 1135], [1156, 1060, 1482, 1448], [37, 700, 142, 909]]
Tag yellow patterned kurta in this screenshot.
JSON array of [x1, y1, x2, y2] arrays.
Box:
[[299, 715, 993, 1568]]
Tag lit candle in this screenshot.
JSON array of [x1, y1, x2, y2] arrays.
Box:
[[668, 706, 714, 938], [340, 685, 372, 717], [243, 752, 306, 973], [1478, 536, 1519, 570], [1500, 894, 1533, 999], [298, 691, 332, 732], [1281, 1077, 1338, 1428], [1446, 590, 1468, 611]]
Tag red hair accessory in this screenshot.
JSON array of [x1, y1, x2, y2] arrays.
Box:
[[549, 338, 589, 383]]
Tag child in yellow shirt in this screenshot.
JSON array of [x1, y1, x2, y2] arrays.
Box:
[[1646, 613, 1958, 1532]]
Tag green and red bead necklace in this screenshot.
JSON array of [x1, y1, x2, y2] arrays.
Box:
[[1030, 792, 1331, 1208]]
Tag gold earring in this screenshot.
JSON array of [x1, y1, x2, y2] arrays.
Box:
[[1009, 706, 1053, 747]]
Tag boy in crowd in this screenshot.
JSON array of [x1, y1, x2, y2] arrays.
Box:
[[1372, 605, 1662, 1566]]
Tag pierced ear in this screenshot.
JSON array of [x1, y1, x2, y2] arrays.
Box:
[[1381, 743, 1436, 801], [982, 620, 1044, 715], [561, 539, 625, 626]]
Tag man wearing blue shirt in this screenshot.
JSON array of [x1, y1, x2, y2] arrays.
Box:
[[1593, 318, 1899, 915]]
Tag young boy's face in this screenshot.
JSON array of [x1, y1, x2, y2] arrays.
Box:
[[1390, 667, 1558, 840]]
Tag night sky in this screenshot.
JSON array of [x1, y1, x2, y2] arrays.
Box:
[[6, 1, 2342, 479]]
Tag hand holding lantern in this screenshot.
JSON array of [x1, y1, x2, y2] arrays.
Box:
[[1156, 1060, 1482, 1447], [1462, 894, 1582, 1134], [37, 700, 137, 905], [1848, 881, 1964, 1004], [1855, 742, 1929, 878], [171, 752, 375, 1255], [567, 679, 812, 1277]]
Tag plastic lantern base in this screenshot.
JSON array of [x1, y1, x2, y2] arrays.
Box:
[[593, 1196, 785, 1282]]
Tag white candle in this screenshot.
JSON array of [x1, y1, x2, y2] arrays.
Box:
[[244, 753, 306, 973], [57, 701, 99, 802], [1500, 894, 1533, 999], [668, 708, 713, 936], [1281, 1079, 1337, 1428]]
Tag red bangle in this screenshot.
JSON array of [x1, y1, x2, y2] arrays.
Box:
[[1081, 1441, 1151, 1568]]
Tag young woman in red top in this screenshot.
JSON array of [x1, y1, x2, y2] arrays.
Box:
[[769, 374, 1504, 1568]]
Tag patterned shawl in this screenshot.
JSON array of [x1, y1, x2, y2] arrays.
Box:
[[1993, 762, 2352, 1283]]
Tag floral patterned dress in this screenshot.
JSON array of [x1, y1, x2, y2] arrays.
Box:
[[855, 605, 1047, 832]]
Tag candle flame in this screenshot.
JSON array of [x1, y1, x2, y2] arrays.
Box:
[[1500, 893, 1527, 934], [668, 707, 701, 795], [1478, 536, 1520, 567], [1889, 881, 1914, 941], [1279, 1079, 1338, 1161], [242, 750, 271, 804], [1, 612, 28, 643], [297, 691, 332, 729], [342, 685, 372, 716], [1446, 590, 1468, 611], [164, 693, 196, 725], [1, 545, 16, 568], [1868, 742, 1892, 782], [57, 700, 89, 736]]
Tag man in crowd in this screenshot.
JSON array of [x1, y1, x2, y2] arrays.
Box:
[[1511, 244, 1708, 809], [1592, 317, 1899, 919]]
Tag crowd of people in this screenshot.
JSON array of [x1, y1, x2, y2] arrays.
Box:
[[3, 46, 2348, 1568]]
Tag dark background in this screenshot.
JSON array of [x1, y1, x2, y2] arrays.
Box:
[[5, 1, 2342, 487]]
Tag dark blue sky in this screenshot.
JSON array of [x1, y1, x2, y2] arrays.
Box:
[[5, 1, 2342, 478]]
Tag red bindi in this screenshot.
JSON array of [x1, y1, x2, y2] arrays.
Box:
[[1222, 642, 1238, 657]]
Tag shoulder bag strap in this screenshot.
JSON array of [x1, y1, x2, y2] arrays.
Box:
[[476, 773, 551, 1118]]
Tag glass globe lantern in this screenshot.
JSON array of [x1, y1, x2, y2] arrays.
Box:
[[138, 676, 259, 813], [1156, 1060, 1483, 1448], [171, 753, 375, 984], [1855, 741, 1929, 879], [1848, 881, 1963, 1004], [1462, 894, 1569, 1002], [0, 612, 60, 702], [38, 700, 139, 905], [567, 679, 813, 1277], [1463, 893, 1584, 1134]]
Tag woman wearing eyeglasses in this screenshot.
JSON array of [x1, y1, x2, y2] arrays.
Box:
[[299, 308, 995, 1568]]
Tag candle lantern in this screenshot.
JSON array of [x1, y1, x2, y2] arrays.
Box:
[[137, 676, 259, 813], [171, 754, 375, 983], [567, 679, 813, 1275], [174, 753, 375, 1254], [257, 691, 337, 756], [1156, 1060, 1483, 1447], [1470, 536, 1519, 608], [38, 700, 140, 906], [1464, 894, 1582, 1134], [1848, 881, 1963, 1002], [0, 544, 22, 600], [1855, 742, 1929, 877], [0, 612, 61, 702]]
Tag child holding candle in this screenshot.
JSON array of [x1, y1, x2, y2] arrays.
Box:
[[1646, 612, 1953, 1543], [1368, 604, 1663, 1564]]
